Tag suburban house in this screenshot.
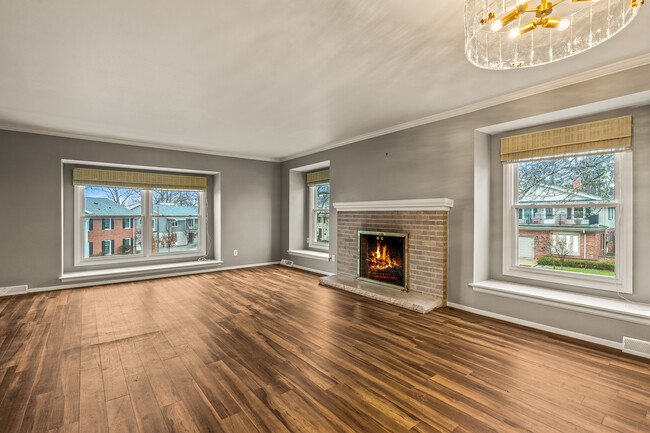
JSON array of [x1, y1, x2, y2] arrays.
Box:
[[131, 203, 200, 251], [518, 185, 616, 262], [1, 2, 650, 432], [84, 197, 139, 256]]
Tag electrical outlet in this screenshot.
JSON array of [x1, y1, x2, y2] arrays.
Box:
[[233, 249, 238, 256], [330, 254, 335, 262]]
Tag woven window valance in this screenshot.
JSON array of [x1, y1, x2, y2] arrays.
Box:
[[73, 168, 207, 191], [500, 115, 632, 164], [307, 169, 330, 186]]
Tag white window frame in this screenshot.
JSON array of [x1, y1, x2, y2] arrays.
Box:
[[308, 183, 330, 251], [74, 187, 207, 266], [503, 151, 633, 294]]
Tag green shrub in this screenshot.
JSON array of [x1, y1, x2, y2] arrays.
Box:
[[537, 257, 615, 271]]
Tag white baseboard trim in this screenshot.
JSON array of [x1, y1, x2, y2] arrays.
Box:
[[282, 263, 335, 276], [22, 261, 281, 296], [447, 302, 622, 350]]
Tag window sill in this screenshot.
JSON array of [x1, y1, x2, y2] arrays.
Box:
[[75, 250, 207, 267], [287, 249, 330, 261], [470, 280, 650, 326], [60, 260, 223, 282]]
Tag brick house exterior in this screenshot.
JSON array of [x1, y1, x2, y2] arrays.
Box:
[[84, 197, 140, 257], [86, 217, 138, 256], [519, 227, 614, 262], [518, 186, 616, 263]]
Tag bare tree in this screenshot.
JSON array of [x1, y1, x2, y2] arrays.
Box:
[[88, 187, 140, 207], [518, 154, 614, 203], [152, 190, 198, 206]]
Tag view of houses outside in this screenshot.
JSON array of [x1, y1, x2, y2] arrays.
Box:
[[133, 190, 200, 253], [84, 187, 200, 257], [84, 192, 142, 258], [313, 183, 330, 245], [516, 154, 616, 276]]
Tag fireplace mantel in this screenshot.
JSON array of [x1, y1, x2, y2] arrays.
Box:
[[333, 198, 453, 212]]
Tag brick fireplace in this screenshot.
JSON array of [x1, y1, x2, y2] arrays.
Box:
[[320, 199, 453, 313]]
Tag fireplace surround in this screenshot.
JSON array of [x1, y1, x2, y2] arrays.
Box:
[[320, 198, 453, 312]]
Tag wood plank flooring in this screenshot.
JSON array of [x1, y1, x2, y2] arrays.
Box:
[[0, 265, 649, 432]]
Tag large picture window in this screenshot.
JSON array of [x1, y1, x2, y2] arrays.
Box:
[[502, 116, 633, 293], [74, 168, 207, 266]]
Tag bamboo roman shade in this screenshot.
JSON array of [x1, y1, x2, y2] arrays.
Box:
[[73, 168, 207, 191], [500, 116, 632, 163], [306, 169, 330, 186]]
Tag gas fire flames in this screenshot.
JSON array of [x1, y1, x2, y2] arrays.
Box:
[[368, 241, 399, 271]]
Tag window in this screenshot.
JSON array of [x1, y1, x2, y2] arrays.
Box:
[[123, 218, 133, 229], [187, 218, 195, 229], [102, 240, 114, 255], [121, 238, 133, 254], [309, 183, 330, 249], [504, 151, 632, 293], [74, 168, 208, 265], [550, 233, 580, 256]]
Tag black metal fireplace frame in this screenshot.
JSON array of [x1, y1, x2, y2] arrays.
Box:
[[357, 230, 409, 291]]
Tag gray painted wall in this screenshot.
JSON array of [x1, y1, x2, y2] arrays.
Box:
[[280, 64, 650, 344], [0, 130, 281, 289]]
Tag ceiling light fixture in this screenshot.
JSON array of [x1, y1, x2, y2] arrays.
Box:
[[465, 0, 645, 69]]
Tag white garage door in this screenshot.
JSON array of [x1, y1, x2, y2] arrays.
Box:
[[518, 236, 535, 259]]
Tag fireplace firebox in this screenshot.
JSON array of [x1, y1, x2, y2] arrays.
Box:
[[358, 231, 408, 291]]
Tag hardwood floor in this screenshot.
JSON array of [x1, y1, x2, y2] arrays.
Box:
[[0, 265, 649, 433]]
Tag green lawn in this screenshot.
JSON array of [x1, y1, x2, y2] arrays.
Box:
[[537, 265, 615, 277]]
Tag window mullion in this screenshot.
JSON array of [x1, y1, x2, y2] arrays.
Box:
[[143, 190, 152, 257]]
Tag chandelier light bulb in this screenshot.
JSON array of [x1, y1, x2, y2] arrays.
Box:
[[509, 27, 521, 38], [491, 20, 503, 32], [558, 18, 570, 31]]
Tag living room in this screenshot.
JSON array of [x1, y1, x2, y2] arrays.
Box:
[[1, 1, 649, 432]]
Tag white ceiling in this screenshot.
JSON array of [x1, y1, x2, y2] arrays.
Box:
[[0, 1, 649, 161]]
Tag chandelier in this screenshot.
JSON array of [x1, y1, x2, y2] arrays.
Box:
[[465, 0, 645, 69]]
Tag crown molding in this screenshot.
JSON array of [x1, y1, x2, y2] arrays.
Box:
[[280, 52, 650, 162], [0, 124, 281, 162], [333, 198, 454, 212]]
